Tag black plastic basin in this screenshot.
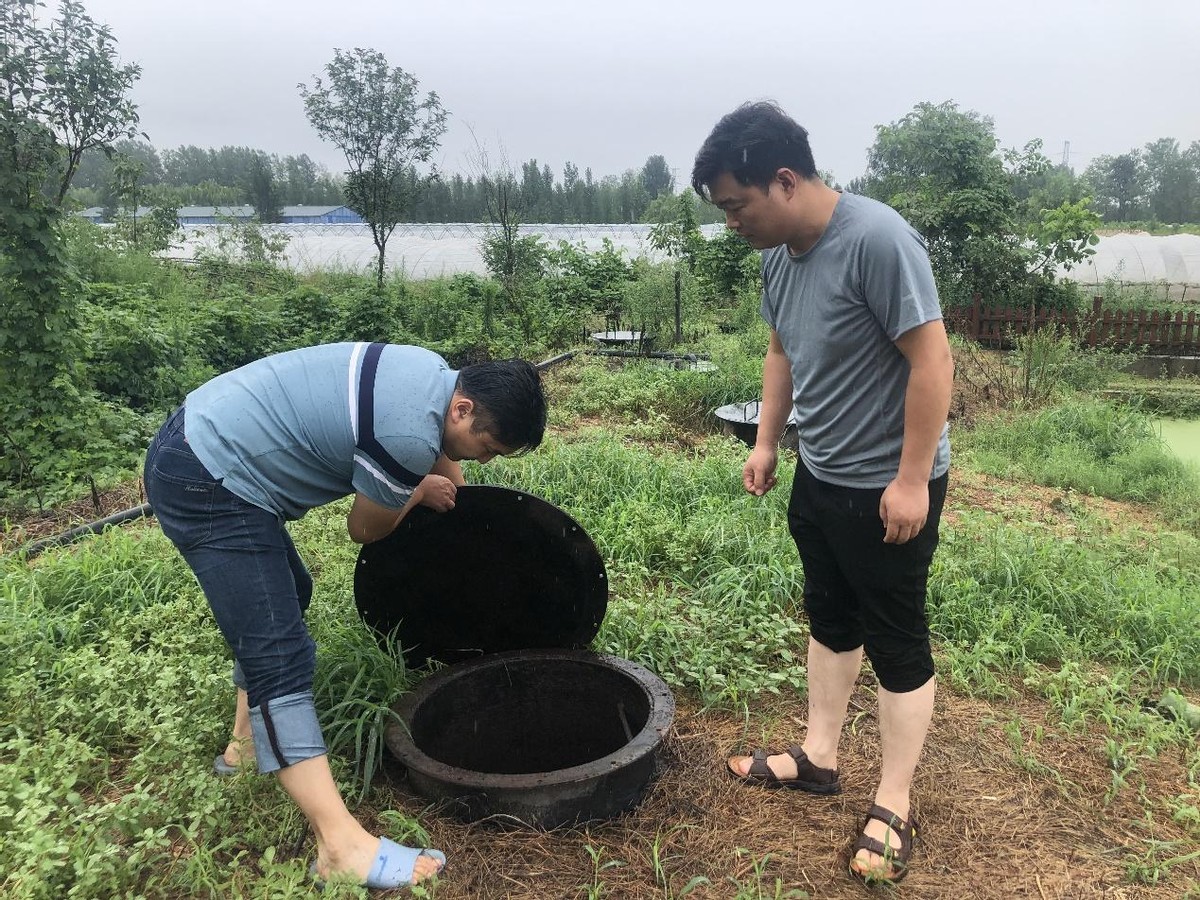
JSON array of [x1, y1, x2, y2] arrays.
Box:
[[386, 649, 675, 828]]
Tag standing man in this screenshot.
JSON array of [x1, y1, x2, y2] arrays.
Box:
[[692, 102, 952, 884], [144, 342, 546, 891]]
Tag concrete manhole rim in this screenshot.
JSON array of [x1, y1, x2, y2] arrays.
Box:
[[385, 648, 676, 791]]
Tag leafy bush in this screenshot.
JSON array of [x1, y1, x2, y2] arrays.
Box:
[[694, 229, 758, 301], [80, 283, 211, 409]]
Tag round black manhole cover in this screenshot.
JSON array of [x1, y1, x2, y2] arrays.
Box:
[[354, 485, 608, 667]]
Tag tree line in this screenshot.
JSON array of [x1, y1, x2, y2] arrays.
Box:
[[1081, 140, 1200, 224], [67, 140, 718, 226]]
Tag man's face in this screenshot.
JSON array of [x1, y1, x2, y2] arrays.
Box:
[[442, 401, 512, 463], [709, 171, 792, 250]]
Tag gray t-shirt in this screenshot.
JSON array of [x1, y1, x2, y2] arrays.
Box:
[[760, 191, 950, 488], [185, 342, 459, 519]]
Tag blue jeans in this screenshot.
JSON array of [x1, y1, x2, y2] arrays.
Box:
[[145, 405, 326, 771]]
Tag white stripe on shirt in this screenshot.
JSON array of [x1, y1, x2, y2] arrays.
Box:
[[347, 341, 368, 441], [353, 452, 411, 502]]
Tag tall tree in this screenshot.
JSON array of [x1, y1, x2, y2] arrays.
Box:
[[299, 48, 447, 287], [1141, 138, 1197, 224], [43, 0, 141, 204], [0, 0, 142, 506], [1082, 152, 1145, 223], [640, 154, 674, 200], [244, 151, 283, 222], [857, 100, 1097, 307]]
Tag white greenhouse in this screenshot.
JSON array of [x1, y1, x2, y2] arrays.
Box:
[[1059, 233, 1200, 300]]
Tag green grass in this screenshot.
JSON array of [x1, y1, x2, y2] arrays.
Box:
[[957, 397, 1200, 530], [2, 352, 1200, 897]]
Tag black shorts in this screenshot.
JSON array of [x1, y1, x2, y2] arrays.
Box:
[[787, 458, 948, 693]]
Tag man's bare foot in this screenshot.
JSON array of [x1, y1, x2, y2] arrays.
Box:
[[849, 802, 916, 883], [316, 836, 444, 888], [220, 735, 255, 768]]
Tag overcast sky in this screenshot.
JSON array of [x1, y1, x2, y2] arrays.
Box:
[[75, 0, 1200, 187]]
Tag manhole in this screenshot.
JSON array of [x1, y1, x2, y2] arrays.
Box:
[[713, 400, 799, 451], [385, 649, 675, 827], [355, 485, 676, 827]]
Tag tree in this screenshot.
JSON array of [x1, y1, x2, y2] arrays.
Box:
[[0, 0, 143, 507], [299, 49, 447, 288], [856, 101, 1019, 305], [1141, 138, 1197, 224], [43, 0, 142, 204], [244, 151, 283, 222], [640, 154, 674, 200], [1082, 152, 1145, 223], [857, 101, 1098, 309], [470, 142, 546, 341], [648, 194, 704, 342]]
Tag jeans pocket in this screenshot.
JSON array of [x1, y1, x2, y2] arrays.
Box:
[[148, 445, 219, 549]]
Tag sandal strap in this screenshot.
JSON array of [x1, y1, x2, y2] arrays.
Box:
[[746, 748, 774, 779], [861, 804, 917, 853], [784, 745, 840, 784], [852, 834, 890, 858]]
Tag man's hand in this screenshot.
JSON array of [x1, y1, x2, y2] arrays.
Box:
[[743, 445, 780, 496], [879, 478, 929, 544], [415, 473, 457, 512]]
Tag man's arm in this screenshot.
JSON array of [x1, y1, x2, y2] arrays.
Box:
[[429, 453, 465, 487], [744, 329, 794, 496], [347, 492, 409, 544], [346, 454, 464, 544], [879, 318, 954, 544]]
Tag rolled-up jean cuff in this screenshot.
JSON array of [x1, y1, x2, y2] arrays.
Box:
[[231, 661, 248, 691], [248, 691, 327, 774]]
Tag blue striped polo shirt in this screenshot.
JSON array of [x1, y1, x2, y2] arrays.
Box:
[[185, 343, 458, 519]]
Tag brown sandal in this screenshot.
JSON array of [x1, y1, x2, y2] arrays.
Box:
[[849, 804, 918, 884], [726, 744, 842, 794]]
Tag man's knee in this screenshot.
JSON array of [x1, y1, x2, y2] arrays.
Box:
[[240, 636, 317, 707], [864, 641, 934, 693], [808, 620, 864, 654]]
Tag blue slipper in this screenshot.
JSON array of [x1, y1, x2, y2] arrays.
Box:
[[367, 838, 446, 889], [212, 753, 254, 776], [312, 838, 446, 891]]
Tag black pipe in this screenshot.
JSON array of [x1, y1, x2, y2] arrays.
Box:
[[16, 503, 154, 560], [535, 351, 577, 370]]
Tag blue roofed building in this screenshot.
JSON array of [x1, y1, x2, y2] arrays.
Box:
[[280, 205, 362, 224], [177, 205, 256, 225]]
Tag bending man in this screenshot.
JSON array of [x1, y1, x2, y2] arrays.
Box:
[[144, 342, 547, 890]]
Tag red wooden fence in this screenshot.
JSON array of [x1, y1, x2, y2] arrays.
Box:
[[946, 295, 1200, 355]]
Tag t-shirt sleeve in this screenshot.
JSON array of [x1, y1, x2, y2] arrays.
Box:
[[858, 219, 942, 341], [351, 435, 437, 509], [759, 251, 778, 330]]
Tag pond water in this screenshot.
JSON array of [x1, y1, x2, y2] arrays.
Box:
[[1157, 418, 1200, 468], [171, 222, 725, 279]]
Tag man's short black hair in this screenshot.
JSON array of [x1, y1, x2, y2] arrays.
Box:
[[456, 359, 547, 453], [692, 101, 818, 201]]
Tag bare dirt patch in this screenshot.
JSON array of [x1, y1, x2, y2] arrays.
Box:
[[357, 685, 1197, 899]]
